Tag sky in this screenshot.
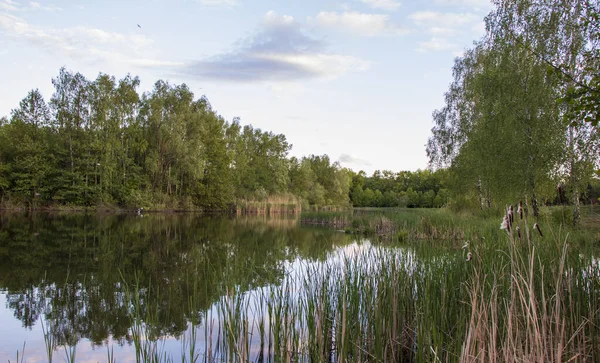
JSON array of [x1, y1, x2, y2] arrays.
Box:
[[0, 0, 493, 174]]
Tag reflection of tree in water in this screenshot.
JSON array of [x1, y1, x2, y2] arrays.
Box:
[[0, 212, 350, 347], [5, 286, 46, 328]]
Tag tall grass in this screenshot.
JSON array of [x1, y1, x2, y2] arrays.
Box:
[[41, 318, 56, 363], [302, 206, 599, 246], [301, 208, 492, 241], [460, 206, 599, 362], [235, 194, 301, 215], [123, 275, 175, 363], [149, 245, 459, 362], [203, 212, 598, 361]]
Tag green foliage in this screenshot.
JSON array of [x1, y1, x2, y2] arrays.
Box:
[[288, 155, 351, 208], [427, 0, 600, 215], [196, 112, 234, 210], [557, 1, 600, 127], [349, 168, 449, 208], [227, 120, 291, 199], [0, 69, 354, 210]]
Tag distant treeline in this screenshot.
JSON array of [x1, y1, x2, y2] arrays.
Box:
[[349, 169, 449, 208], [0, 68, 352, 210]]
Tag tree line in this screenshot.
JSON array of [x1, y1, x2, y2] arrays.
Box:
[[0, 68, 353, 210], [0, 68, 458, 211], [349, 169, 450, 208], [427, 0, 600, 223]]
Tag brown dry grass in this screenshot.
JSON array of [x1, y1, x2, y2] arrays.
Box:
[[461, 210, 593, 362]]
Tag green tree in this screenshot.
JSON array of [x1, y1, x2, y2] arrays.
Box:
[[197, 111, 233, 209], [2, 90, 54, 207], [289, 157, 317, 203], [49, 68, 92, 204], [427, 4, 579, 215], [88, 73, 143, 205], [487, 0, 599, 220]]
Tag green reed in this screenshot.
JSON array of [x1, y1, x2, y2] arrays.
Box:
[[303, 206, 599, 250], [107, 345, 116, 363], [41, 318, 56, 363], [63, 343, 77, 363], [7, 342, 25, 363]]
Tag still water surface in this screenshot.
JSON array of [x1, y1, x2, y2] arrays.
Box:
[[0, 212, 372, 361], [2, 211, 599, 362]]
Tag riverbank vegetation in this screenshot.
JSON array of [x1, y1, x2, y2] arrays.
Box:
[[301, 204, 599, 244], [0, 71, 458, 212], [203, 219, 599, 362]]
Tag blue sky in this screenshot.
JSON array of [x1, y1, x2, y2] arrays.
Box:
[[0, 0, 493, 173]]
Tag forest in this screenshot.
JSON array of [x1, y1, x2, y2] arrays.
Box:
[[0, 69, 449, 211]]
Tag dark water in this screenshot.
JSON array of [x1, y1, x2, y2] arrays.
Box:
[[0, 212, 354, 361]]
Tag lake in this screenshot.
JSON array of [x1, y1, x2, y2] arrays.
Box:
[[0, 212, 365, 361], [0, 210, 598, 362]]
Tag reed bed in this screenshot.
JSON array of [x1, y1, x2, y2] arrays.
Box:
[[460, 206, 600, 362], [301, 207, 599, 246], [235, 194, 301, 215], [125, 218, 596, 362]]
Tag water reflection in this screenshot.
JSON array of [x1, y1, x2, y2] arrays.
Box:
[[0, 212, 352, 359], [4, 212, 596, 361]]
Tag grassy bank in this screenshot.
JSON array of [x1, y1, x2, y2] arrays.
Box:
[[301, 206, 600, 245]]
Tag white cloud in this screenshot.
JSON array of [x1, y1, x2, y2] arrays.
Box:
[[410, 11, 480, 28], [257, 53, 369, 79], [434, 0, 492, 10], [0, 12, 179, 67], [27, 1, 62, 11], [428, 26, 456, 36], [264, 10, 295, 27], [360, 0, 401, 11], [409, 11, 484, 52], [0, 0, 19, 11], [417, 37, 457, 52], [196, 0, 237, 6], [313, 11, 408, 36], [180, 11, 369, 82], [0, 0, 63, 12], [338, 153, 372, 167]]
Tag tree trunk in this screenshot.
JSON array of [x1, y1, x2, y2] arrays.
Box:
[[572, 189, 581, 225], [477, 178, 484, 210], [531, 193, 539, 218], [69, 134, 74, 186]]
